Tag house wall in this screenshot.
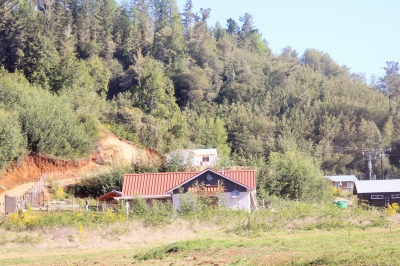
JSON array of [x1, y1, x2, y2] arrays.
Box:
[[333, 181, 354, 191], [221, 191, 251, 211], [192, 155, 217, 166], [357, 192, 400, 207], [172, 192, 251, 212], [166, 151, 218, 167]]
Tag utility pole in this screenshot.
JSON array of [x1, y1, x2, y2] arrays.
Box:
[[379, 148, 391, 180], [362, 148, 391, 180], [362, 149, 378, 180]]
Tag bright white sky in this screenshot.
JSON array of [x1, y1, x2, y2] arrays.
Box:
[[175, 0, 400, 82]]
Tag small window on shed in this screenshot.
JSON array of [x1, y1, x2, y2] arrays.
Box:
[[392, 194, 400, 199], [202, 156, 209, 162], [371, 195, 383, 199]]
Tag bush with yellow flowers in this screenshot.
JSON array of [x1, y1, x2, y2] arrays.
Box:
[[5, 210, 38, 230], [386, 203, 400, 216]]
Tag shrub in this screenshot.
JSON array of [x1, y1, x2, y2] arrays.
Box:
[[4, 210, 38, 230], [0, 69, 98, 159], [386, 203, 399, 216], [69, 166, 126, 197], [258, 150, 331, 201], [0, 108, 26, 170], [332, 186, 343, 197], [69, 162, 162, 198]]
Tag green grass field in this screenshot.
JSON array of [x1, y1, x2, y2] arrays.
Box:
[[1, 227, 399, 265], [1, 201, 399, 265]]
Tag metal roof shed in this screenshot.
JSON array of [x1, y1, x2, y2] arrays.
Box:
[[324, 175, 358, 182], [325, 175, 358, 191], [354, 179, 400, 207]]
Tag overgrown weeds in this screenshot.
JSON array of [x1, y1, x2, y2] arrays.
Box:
[[0, 198, 396, 235]]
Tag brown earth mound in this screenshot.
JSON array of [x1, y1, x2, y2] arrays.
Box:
[[0, 130, 160, 193], [97, 130, 159, 167]]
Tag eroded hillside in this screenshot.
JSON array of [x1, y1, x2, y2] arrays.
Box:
[[0, 130, 159, 192]]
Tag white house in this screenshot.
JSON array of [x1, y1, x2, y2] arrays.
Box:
[[324, 175, 358, 192], [166, 148, 218, 167], [117, 168, 257, 212]]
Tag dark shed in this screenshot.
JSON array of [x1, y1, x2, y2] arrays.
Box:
[[353, 179, 400, 207]]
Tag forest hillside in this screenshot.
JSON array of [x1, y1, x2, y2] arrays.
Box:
[[1, 0, 400, 200]]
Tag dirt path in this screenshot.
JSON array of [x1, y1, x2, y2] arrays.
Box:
[[0, 182, 35, 205]]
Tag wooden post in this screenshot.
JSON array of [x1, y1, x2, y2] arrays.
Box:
[[126, 201, 129, 220]]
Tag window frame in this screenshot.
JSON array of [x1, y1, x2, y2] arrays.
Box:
[[371, 195, 384, 200], [391, 194, 400, 199], [202, 156, 210, 162]]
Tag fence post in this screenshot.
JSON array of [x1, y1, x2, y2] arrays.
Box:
[[126, 201, 129, 220], [5, 194, 7, 215]]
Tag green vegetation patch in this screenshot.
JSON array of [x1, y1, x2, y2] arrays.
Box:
[[134, 229, 400, 266], [134, 238, 240, 261]]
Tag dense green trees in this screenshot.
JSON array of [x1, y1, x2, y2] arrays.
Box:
[[0, 109, 26, 170], [0, 0, 399, 199], [259, 150, 331, 201], [0, 69, 98, 159]]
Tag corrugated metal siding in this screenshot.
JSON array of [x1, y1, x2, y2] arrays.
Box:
[[355, 179, 400, 193], [122, 169, 256, 197]]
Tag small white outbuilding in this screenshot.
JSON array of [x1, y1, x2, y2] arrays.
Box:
[[166, 148, 218, 167]]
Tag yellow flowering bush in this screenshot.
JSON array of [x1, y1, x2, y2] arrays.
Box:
[[386, 203, 400, 216], [54, 187, 65, 200], [332, 186, 343, 197], [103, 209, 126, 223], [6, 210, 38, 229], [79, 224, 87, 243]]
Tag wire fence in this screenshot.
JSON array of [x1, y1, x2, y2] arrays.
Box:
[[30, 174, 46, 207]]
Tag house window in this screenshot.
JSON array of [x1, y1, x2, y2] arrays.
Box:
[[392, 194, 400, 199], [347, 182, 352, 188], [371, 195, 383, 199], [202, 156, 209, 162]]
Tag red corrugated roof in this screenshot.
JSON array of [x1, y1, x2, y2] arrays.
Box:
[[122, 169, 256, 197], [97, 191, 122, 201]]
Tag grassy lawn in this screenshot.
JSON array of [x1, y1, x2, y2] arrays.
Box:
[[1, 201, 399, 265], [1, 227, 399, 265]]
